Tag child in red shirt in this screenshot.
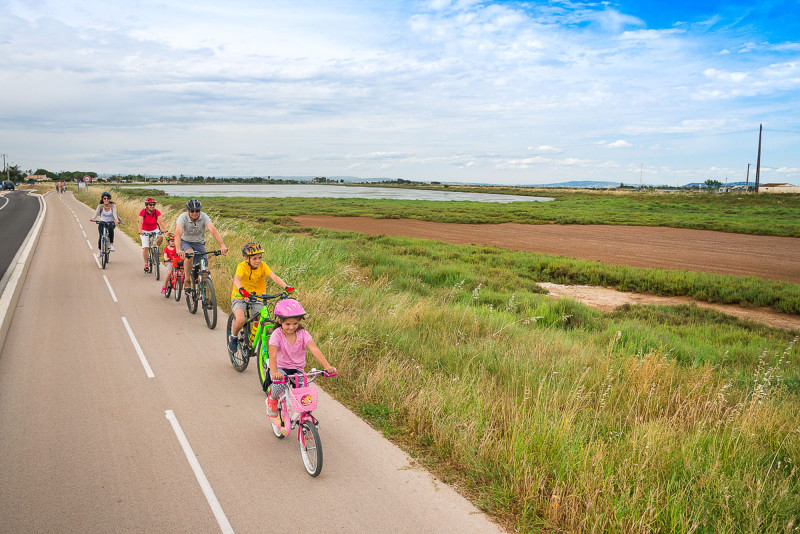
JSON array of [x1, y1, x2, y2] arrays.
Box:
[[161, 232, 181, 294]]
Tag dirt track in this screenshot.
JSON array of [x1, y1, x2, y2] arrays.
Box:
[[295, 216, 800, 284], [295, 215, 800, 331]]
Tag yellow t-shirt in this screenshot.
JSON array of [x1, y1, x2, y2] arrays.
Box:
[[230, 261, 272, 299]]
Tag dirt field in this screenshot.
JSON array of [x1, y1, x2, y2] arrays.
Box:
[[295, 216, 800, 331]]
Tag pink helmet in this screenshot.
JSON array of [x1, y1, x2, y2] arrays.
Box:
[[274, 299, 306, 318]]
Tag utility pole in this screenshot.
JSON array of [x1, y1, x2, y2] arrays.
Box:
[[754, 124, 762, 194], [746, 163, 751, 190], [2, 154, 8, 182]]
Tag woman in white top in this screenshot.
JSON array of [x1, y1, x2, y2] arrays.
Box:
[[90, 191, 120, 257]]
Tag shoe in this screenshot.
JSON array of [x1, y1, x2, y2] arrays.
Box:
[[144, 265, 150, 273], [95, 251, 102, 258], [108, 244, 115, 251], [266, 397, 279, 417], [228, 335, 239, 354], [161, 286, 167, 294]]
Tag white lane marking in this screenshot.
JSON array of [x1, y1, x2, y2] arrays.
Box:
[[94, 254, 102, 269], [81, 230, 86, 237], [165, 410, 234, 534], [121, 317, 155, 378], [0, 196, 9, 211], [102, 275, 118, 302], [86, 239, 92, 249]]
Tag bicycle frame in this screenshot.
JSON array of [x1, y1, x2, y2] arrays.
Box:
[[272, 371, 329, 440]]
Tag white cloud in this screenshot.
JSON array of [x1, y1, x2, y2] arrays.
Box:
[[607, 140, 632, 148]]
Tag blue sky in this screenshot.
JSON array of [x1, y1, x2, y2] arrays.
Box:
[[1, 0, 798, 185]]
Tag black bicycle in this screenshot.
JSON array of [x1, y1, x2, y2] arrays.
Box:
[[225, 291, 289, 375], [93, 221, 115, 269], [184, 250, 222, 329]]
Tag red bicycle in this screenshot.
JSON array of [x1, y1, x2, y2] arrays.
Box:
[[163, 259, 185, 302]]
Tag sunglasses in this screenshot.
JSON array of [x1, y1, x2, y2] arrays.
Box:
[[146, 203, 155, 206], [189, 210, 200, 213]]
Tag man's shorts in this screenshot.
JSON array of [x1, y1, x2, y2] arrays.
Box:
[[181, 241, 206, 266]]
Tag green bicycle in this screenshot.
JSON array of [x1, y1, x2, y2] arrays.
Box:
[[225, 291, 290, 387]]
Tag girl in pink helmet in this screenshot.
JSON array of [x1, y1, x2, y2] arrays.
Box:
[[266, 299, 336, 419]]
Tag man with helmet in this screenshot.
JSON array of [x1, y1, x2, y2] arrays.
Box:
[[175, 198, 228, 267], [138, 197, 166, 273], [228, 241, 293, 354]]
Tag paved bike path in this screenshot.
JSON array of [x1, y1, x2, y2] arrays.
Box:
[[0, 192, 505, 533]]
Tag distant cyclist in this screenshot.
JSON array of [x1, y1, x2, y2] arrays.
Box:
[[175, 199, 228, 266], [90, 191, 120, 257], [138, 197, 166, 273]]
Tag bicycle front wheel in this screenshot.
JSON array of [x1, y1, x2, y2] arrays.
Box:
[[226, 313, 249, 372], [300, 421, 323, 477], [101, 241, 108, 269], [200, 277, 217, 329], [185, 282, 198, 314], [154, 255, 160, 281], [164, 278, 172, 298], [258, 342, 270, 393]]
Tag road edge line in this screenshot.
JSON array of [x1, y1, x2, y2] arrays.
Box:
[[0, 192, 46, 353]]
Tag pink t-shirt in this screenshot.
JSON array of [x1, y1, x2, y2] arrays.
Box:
[[269, 328, 314, 370]]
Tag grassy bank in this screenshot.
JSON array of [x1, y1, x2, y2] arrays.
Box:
[[76, 187, 800, 532], [120, 185, 800, 237]]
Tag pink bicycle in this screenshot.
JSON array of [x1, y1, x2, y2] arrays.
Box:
[[268, 369, 337, 477]]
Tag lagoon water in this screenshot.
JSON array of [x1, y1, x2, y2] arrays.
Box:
[[136, 184, 553, 203]]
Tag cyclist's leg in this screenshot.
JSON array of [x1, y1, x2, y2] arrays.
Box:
[[97, 223, 105, 250], [140, 233, 150, 265], [107, 223, 115, 246], [230, 301, 246, 336]]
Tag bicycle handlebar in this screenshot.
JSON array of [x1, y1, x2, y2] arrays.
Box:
[[247, 291, 290, 303], [272, 369, 337, 385], [183, 250, 222, 257]]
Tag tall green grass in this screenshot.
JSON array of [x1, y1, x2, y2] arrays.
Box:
[[76, 187, 800, 532]]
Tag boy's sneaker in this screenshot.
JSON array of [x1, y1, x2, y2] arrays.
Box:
[[108, 244, 115, 251], [228, 335, 239, 354], [266, 397, 279, 417]]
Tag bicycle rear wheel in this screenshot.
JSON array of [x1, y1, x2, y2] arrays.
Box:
[[174, 276, 183, 301], [226, 313, 250, 372], [200, 277, 217, 329], [300, 421, 323, 477]]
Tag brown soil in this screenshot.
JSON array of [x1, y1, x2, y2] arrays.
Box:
[[294, 215, 800, 331]]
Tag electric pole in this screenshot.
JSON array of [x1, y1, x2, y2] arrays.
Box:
[[754, 124, 762, 194], [746, 163, 751, 190]]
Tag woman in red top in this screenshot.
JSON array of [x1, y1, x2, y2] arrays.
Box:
[[138, 197, 166, 273]]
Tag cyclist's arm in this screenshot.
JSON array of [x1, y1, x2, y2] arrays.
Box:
[[307, 340, 334, 373], [157, 215, 166, 231], [232, 273, 245, 295], [137, 214, 145, 234], [267, 271, 288, 290], [175, 224, 185, 257], [268, 345, 282, 380], [205, 222, 228, 255]]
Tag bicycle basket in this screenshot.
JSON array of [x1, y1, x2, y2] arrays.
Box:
[[290, 385, 318, 412]]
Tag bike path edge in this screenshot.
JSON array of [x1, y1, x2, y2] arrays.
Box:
[[0, 192, 46, 353]]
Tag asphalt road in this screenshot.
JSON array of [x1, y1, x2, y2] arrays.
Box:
[[0, 190, 41, 284], [0, 192, 504, 534]]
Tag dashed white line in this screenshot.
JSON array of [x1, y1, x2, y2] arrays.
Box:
[[165, 410, 234, 534], [86, 239, 93, 249], [121, 317, 155, 378], [81, 230, 86, 237], [102, 275, 118, 302]]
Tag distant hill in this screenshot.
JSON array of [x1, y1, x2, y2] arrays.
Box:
[[531, 181, 621, 188]]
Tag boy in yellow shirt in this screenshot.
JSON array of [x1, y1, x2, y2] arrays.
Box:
[[228, 241, 293, 354]]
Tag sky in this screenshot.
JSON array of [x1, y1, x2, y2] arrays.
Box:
[[1, 0, 799, 186]]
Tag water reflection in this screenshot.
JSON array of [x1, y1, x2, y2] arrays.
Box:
[[130, 184, 553, 203]]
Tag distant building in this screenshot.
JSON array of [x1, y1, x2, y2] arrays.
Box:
[[759, 183, 800, 193], [24, 174, 50, 182]]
